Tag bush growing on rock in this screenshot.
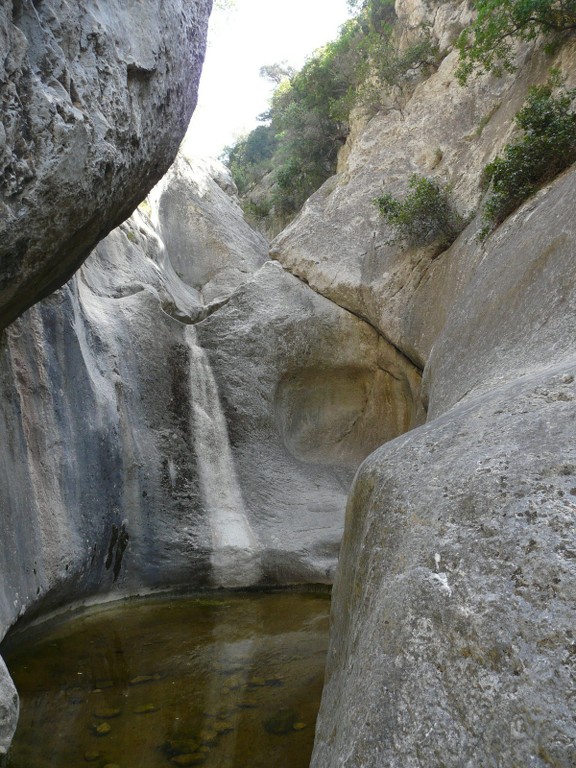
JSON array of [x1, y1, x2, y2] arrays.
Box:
[[479, 72, 576, 237], [374, 175, 465, 251], [223, 0, 439, 222], [456, 0, 576, 84]]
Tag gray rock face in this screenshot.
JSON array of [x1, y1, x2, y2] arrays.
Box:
[[149, 151, 269, 303], [0, 153, 421, 636], [0, 0, 212, 331], [270, 38, 557, 368], [313, 362, 576, 768], [196, 261, 423, 583], [285, 10, 576, 766], [0, 657, 17, 755], [422, 168, 576, 419]]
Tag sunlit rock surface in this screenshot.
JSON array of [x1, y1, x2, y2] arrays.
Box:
[[196, 261, 423, 583], [0, 0, 212, 331], [148, 151, 268, 303]]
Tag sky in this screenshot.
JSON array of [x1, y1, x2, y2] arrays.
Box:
[[183, 0, 353, 159]]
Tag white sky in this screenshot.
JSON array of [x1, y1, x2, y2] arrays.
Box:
[[184, 0, 353, 159]]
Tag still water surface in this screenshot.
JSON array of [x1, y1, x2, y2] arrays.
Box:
[[2, 592, 330, 768]]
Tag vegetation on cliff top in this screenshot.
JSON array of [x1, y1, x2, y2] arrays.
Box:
[[222, 0, 438, 223], [225, 0, 576, 242], [456, 0, 576, 83]]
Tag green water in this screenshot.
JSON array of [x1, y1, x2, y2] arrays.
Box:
[[1, 592, 330, 768]]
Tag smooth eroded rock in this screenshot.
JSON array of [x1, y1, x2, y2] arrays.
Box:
[[0, 0, 212, 330], [313, 363, 576, 768]]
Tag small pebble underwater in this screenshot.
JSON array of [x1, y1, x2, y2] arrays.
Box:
[[1, 592, 331, 768]]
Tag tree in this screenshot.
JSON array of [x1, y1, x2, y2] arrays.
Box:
[[259, 63, 296, 85], [456, 0, 576, 84]]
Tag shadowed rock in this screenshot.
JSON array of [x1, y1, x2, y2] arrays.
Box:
[[0, 0, 212, 331]]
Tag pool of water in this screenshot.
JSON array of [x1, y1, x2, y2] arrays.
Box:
[[1, 592, 330, 768]]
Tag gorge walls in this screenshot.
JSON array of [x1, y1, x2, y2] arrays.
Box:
[[0, 0, 575, 764], [0, 0, 212, 751], [264, 1, 576, 764], [0, 144, 423, 752]]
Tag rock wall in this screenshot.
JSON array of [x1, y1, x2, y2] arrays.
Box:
[[0, 154, 421, 622], [264, 1, 576, 765], [0, 0, 212, 331], [0, 150, 423, 750], [0, 0, 211, 751], [310, 171, 576, 767], [1, 0, 575, 763]]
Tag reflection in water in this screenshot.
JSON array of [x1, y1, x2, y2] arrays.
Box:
[[2, 592, 330, 768]]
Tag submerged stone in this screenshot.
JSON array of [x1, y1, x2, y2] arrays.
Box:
[[133, 703, 158, 714], [213, 719, 233, 734], [94, 707, 122, 719], [161, 738, 201, 757], [129, 674, 161, 686], [171, 754, 206, 766], [93, 722, 112, 736]]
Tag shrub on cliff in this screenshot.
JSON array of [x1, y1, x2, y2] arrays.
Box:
[[374, 175, 465, 251], [479, 73, 576, 237], [456, 0, 576, 84], [223, 0, 439, 220]]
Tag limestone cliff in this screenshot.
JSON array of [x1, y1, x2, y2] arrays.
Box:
[[0, 0, 212, 331], [0, 0, 212, 751], [0, 148, 422, 751], [0, 0, 575, 763], [265, 1, 576, 765]]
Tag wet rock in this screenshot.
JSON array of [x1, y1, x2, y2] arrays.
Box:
[[129, 674, 161, 686], [171, 754, 206, 766], [92, 722, 111, 736], [212, 720, 234, 734], [94, 707, 121, 719], [199, 728, 218, 745], [132, 703, 158, 714], [162, 738, 201, 757]]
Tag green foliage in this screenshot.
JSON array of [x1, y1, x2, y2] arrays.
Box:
[[223, 0, 439, 219], [456, 0, 576, 84], [479, 73, 576, 237], [374, 175, 465, 250], [222, 125, 277, 195]]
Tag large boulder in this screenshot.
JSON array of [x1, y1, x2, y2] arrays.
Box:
[[313, 361, 576, 768], [0, 0, 212, 331], [148, 151, 269, 303], [196, 261, 423, 584]]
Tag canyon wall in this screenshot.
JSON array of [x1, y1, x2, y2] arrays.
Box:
[[0, 0, 575, 764], [0, 148, 422, 751], [0, 0, 212, 330], [0, 0, 213, 751], [267, 1, 576, 765]]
